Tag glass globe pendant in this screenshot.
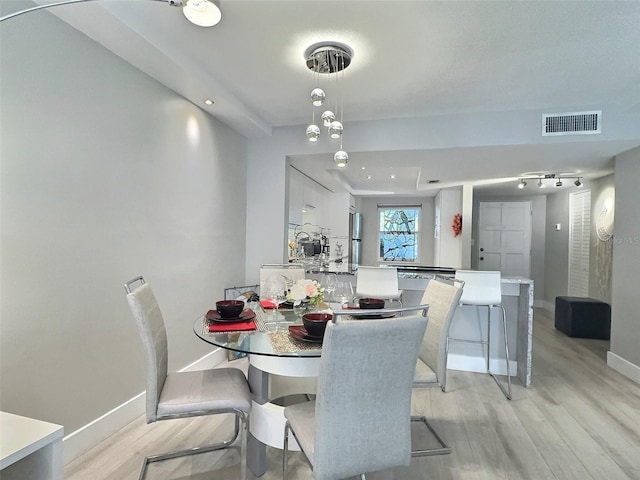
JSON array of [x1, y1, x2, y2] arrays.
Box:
[[310, 88, 325, 107], [334, 150, 348, 167], [328, 120, 343, 139], [321, 110, 335, 127], [306, 124, 321, 142]]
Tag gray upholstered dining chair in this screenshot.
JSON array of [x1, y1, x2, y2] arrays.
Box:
[[282, 314, 428, 480], [411, 276, 463, 456], [124, 276, 252, 480]]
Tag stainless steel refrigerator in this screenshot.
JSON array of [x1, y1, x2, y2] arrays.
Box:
[[349, 212, 362, 267]]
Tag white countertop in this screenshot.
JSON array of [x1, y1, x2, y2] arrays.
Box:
[[0, 411, 63, 469]]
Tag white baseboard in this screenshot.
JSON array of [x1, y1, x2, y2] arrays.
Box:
[[447, 353, 517, 377], [607, 351, 640, 385], [62, 348, 226, 464]]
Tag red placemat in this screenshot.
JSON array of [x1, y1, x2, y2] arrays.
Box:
[[208, 320, 257, 332]]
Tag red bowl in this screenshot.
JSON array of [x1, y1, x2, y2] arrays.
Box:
[[302, 313, 333, 337], [359, 298, 385, 309], [216, 300, 245, 318]]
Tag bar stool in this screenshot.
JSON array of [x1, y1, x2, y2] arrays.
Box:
[[451, 270, 512, 399]]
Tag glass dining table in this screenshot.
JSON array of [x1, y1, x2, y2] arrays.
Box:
[[193, 301, 429, 477], [193, 302, 323, 477]]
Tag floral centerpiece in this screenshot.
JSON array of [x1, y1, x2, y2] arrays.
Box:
[[286, 278, 324, 306]]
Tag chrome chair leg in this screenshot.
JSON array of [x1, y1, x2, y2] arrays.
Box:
[[410, 415, 451, 456], [487, 305, 512, 400], [283, 422, 290, 480], [138, 411, 247, 480]]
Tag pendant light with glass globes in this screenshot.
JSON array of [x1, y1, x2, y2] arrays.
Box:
[[304, 42, 352, 167]]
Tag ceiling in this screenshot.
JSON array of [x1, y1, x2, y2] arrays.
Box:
[[8, 0, 640, 196]]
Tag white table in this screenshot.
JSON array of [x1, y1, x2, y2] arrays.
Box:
[[194, 307, 321, 477], [0, 411, 63, 480]]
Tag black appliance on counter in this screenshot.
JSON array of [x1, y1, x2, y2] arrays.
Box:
[[299, 239, 321, 257]]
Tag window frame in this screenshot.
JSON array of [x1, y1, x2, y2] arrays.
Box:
[[377, 205, 421, 263]]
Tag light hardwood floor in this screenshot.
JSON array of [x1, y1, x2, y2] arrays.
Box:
[[65, 309, 640, 479]]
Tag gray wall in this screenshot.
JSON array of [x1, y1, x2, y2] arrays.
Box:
[[543, 174, 615, 307], [1, 12, 248, 435], [544, 190, 571, 302], [611, 147, 640, 370], [358, 196, 435, 267]]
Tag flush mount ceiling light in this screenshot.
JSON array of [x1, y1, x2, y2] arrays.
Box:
[[0, 0, 222, 27], [181, 0, 221, 27], [304, 42, 353, 167]]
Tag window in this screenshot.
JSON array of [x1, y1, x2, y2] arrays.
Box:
[[378, 206, 420, 262]]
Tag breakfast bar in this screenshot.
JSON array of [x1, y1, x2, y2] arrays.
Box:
[[310, 268, 534, 388]]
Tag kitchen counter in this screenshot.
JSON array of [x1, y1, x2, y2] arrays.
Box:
[[305, 263, 457, 276], [401, 275, 534, 387], [309, 269, 535, 388]]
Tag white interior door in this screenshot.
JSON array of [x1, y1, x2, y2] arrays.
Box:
[[478, 202, 532, 277]]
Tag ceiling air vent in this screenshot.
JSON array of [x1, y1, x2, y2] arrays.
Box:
[[542, 110, 601, 136]]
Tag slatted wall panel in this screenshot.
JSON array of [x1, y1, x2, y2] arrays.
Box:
[[568, 190, 591, 297]]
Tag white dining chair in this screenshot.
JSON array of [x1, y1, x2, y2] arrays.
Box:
[[451, 270, 512, 399], [354, 265, 403, 307], [124, 276, 252, 480], [259, 263, 305, 298]]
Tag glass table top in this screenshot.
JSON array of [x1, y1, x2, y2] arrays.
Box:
[[193, 302, 428, 358], [193, 303, 323, 358]]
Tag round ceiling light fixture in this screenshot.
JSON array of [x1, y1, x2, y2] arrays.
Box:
[[182, 0, 222, 27], [305, 43, 353, 74]]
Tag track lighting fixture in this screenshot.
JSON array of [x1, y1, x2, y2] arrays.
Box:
[[518, 174, 583, 190]]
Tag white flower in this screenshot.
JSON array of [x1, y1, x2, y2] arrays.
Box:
[[288, 283, 308, 304], [286, 278, 324, 306]]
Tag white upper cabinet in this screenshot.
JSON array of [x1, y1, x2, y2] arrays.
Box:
[[288, 168, 305, 226]]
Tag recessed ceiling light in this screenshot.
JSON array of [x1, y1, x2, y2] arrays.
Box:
[[204, 99, 214, 105]]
